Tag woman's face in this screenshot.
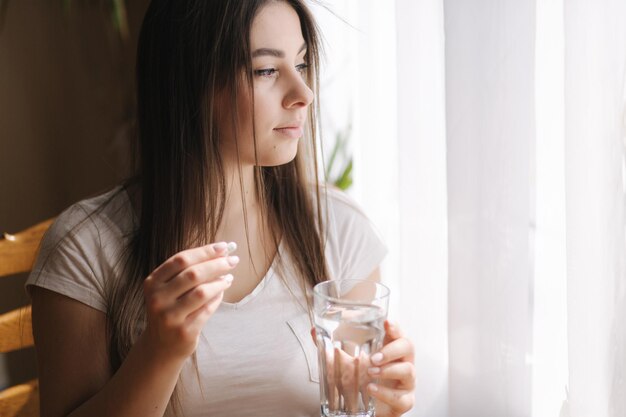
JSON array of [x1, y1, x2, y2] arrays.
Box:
[[219, 1, 314, 167]]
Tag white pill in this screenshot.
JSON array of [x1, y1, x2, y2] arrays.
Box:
[[226, 242, 238, 254]]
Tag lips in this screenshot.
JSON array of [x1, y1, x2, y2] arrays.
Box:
[[273, 125, 304, 139]]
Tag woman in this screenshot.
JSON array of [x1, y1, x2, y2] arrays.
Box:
[[27, 1, 415, 416]]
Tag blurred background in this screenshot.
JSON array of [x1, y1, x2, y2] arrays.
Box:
[[2, 1, 626, 417], [0, 0, 148, 397]]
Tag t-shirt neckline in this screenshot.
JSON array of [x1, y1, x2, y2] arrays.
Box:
[[219, 239, 283, 310], [120, 185, 283, 309]]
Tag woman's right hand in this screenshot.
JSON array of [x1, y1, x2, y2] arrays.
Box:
[[141, 242, 239, 361]]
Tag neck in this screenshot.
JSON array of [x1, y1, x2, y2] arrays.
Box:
[[222, 159, 258, 219], [217, 158, 275, 245], [217, 159, 279, 278]]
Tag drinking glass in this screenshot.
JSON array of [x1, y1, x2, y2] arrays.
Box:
[[313, 279, 390, 417]]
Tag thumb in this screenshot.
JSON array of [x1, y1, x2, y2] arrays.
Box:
[[383, 320, 403, 345]]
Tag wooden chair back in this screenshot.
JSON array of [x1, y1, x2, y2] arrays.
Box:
[[0, 219, 54, 417]]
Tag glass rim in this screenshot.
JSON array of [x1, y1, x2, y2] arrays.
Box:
[[313, 279, 390, 304]]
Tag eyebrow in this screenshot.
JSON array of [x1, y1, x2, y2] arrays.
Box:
[[251, 42, 307, 58]]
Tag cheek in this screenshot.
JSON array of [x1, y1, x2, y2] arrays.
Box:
[[236, 93, 254, 132], [251, 87, 279, 132]]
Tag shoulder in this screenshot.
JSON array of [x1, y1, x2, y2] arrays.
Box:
[[315, 186, 378, 237], [40, 185, 137, 273], [27, 186, 135, 312], [44, 185, 135, 248], [307, 184, 368, 223], [310, 185, 387, 280], [321, 186, 368, 219]]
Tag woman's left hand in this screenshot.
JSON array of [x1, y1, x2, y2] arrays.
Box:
[[366, 320, 415, 417]]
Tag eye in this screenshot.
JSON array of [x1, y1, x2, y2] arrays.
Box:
[[254, 68, 278, 78], [296, 63, 309, 76]]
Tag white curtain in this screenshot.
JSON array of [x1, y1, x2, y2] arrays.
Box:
[[563, 1, 626, 416], [314, 0, 626, 416], [444, 0, 535, 416]]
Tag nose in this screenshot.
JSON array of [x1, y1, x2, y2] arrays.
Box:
[[282, 71, 314, 109]]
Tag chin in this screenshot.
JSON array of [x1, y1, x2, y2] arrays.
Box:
[[258, 154, 298, 167], [257, 147, 299, 167], [258, 142, 298, 167]]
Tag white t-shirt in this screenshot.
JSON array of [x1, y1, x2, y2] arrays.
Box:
[[26, 186, 387, 417]]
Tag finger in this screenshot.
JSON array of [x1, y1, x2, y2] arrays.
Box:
[[148, 242, 232, 284], [145, 257, 237, 312], [164, 256, 239, 298], [186, 290, 225, 327], [327, 355, 338, 410], [383, 320, 404, 345], [358, 351, 373, 406], [368, 362, 416, 389], [341, 354, 360, 413], [371, 337, 414, 366], [163, 279, 232, 324], [310, 327, 316, 344], [367, 383, 414, 415], [152, 291, 225, 353]]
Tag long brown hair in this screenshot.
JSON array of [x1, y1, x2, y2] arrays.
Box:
[[104, 0, 328, 410]]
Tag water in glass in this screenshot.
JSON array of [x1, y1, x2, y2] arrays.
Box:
[[315, 303, 386, 417]]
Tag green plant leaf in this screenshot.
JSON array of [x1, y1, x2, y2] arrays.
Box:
[[325, 130, 344, 180], [111, 0, 129, 40], [325, 125, 353, 190], [334, 158, 353, 191]]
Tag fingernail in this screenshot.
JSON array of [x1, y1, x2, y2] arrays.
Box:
[[368, 383, 378, 392], [368, 367, 380, 375], [226, 242, 238, 254], [213, 242, 227, 252], [227, 255, 240, 266], [221, 274, 234, 283], [371, 353, 383, 364]]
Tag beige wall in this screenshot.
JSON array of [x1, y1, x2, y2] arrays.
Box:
[[0, 0, 148, 389]]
